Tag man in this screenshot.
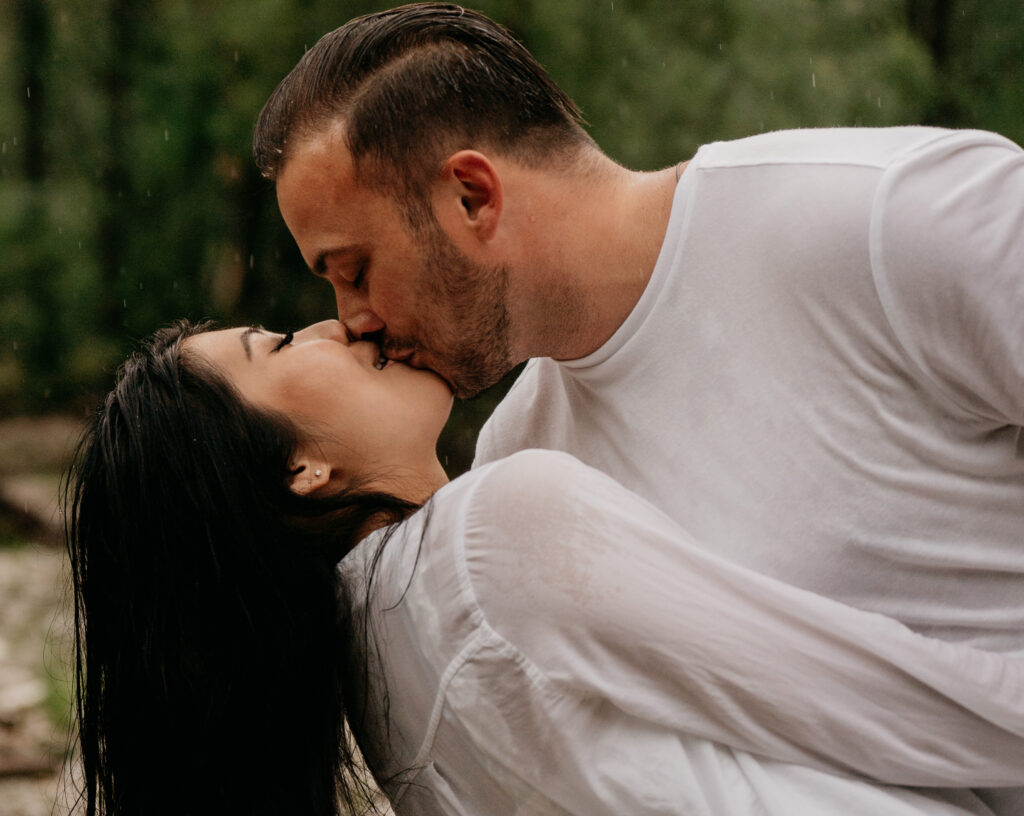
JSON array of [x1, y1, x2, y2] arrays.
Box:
[[254, 3, 1023, 810]]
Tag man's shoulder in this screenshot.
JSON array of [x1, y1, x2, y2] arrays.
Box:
[[694, 126, 960, 173]]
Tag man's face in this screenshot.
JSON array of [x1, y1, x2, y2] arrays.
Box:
[[276, 125, 513, 398]]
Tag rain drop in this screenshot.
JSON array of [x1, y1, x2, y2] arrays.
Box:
[[811, 73, 816, 88], [164, 129, 170, 142]]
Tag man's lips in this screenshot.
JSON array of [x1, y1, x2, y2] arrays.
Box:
[[382, 346, 416, 365], [373, 346, 417, 371]]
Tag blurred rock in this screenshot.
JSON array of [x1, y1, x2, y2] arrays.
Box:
[[0, 545, 69, 813], [0, 416, 81, 478], [0, 476, 63, 544]]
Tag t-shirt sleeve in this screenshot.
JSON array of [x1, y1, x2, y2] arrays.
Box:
[[463, 450, 1024, 787], [871, 130, 1024, 424]]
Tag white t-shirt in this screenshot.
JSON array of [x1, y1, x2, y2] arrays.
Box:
[[339, 451, 1024, 816], [475, 127, 1024, 657]]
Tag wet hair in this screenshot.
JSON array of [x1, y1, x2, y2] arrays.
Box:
[[65, 321, 417, 816], [253, 2, 594, 211]]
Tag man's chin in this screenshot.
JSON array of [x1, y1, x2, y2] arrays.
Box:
[[449, 366, 510, 400], [437, 368, 474, 400], [407, 347, 512, 400], [400, 352, 462, 397]]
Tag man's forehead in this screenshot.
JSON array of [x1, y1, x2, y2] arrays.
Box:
[[276, 146, 358, 228], [304, 118, 350, 154], [281, 124, 352, 178], [278, 129, 396, 206]]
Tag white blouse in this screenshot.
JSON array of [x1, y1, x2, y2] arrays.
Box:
[[339, 450, 1024, 816]]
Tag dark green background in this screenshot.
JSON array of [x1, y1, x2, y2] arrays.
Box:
[[2, 0, 1022, 475]]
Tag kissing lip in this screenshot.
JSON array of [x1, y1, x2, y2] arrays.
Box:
[[382, 346, 416, 366]]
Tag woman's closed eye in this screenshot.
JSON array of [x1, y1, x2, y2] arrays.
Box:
[[271, 330, 294, 353]]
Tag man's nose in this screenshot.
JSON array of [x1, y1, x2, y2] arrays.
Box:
[[335, 288, 385, 340]]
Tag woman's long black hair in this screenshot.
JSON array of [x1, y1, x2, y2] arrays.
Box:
[[65, 321, 417, 815]]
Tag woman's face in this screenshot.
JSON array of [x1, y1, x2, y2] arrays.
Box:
[[187, 320, 453, 502]]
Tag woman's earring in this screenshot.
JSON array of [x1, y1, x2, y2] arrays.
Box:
[[315, 469, 322, 477]]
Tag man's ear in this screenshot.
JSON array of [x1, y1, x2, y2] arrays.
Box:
[[436, 150, 502, 242], [288, 455, 332, 496]]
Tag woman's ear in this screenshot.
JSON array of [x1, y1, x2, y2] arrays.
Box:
[[436, 150, 502, 242], [288, 456, 332, 496]]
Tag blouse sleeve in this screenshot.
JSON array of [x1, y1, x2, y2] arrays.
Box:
[[463, 450, 1024, 787]]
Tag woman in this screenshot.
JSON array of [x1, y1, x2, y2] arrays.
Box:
[[66, 319, 1024, 816]]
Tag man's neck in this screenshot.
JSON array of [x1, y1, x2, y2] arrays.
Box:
[[502, 154, 682, 362]]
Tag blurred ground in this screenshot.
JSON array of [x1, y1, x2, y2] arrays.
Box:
[[0, 415, 82, 816]]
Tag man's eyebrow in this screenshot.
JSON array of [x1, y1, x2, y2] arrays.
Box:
[[240, 325, 264, 361], [311, 245, 366, 276]]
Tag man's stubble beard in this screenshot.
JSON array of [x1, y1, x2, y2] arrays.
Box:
[[394, 221, 515, 399]]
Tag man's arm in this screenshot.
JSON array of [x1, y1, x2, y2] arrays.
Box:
[[872, 129, 1024, 424]]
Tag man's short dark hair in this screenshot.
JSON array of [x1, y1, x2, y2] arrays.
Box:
[[253, 2, 593, 207]]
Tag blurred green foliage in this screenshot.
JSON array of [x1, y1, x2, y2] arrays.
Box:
[[1, 0, 1022, 475]]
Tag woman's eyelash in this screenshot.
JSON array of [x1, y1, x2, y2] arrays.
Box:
[[271, 330, 294, 353]]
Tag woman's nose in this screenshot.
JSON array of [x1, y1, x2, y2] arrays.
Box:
[[293, 319, 350, 345]]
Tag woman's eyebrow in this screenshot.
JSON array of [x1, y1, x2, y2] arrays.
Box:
[[240, 325, 265, 361]]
